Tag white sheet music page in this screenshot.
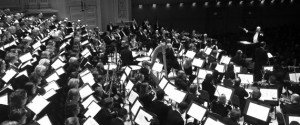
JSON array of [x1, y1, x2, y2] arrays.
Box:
[[238, 74, 254, 84], [84, 101, 101, 117], [135, 108, 153, 125], [26, 95, 50, 114], [197, 69, 213, 79], [32, 41, 42, 49], [204, 47, 212, 55], [19, 61, 32, 69], [37, 115, 52, 125], [0, 93, 8, 105], [82, 95, 98, 109], [79, 85, 94, 99], [51, 58, 65, 70], [159, 77, 168, 89], [246, 102, 270, 121], [164, 83, 186, 103], [81, 73, 95, 86], [192, 58, 204, 68], [120, 74, 127, 85], [260, 89, 277, 101], [185, 51, 196, 59], [214, 86, 233, 100], [2, 68, 17, 83], [267, 53, 273, 58], [44, 81, 59, 92], [187, 103, 207, 121], [125, 66, 131, 76], [152, 63, 163, 72], [16, 70, 28, 78], [42, 89, 56, 100], [215, 64, 225, 73], [289, 116, 300, 124], [220, 56, 231, 65], [234, 65, 241, 73], [19, 52, 32, 63], [55, 67, 65, 76], [128, 91, 139, 104], [80, 69, 91, 78], [263, 66, 273, 71], [131, 100, 143, 115], [289, 73, 300, 83], [83, 117, 99, 125], [126, 80, 134, 92], [46, 73, 59, 83]]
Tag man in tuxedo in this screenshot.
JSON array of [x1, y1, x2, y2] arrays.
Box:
[[166, 102, 188, 125], [243, 26, 264, 44], [149, 89, 171, 125], [120, 43, 135, 66], [254, 42, 268, 81], [233, 77, 249, 112]]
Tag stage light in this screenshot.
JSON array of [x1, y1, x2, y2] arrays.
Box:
[[192, 2, 196, 7], [138, 4, 143, 9], [180, 3, 184, 7], [290, 0, 293, 3], [250, 0, 254, 5], [152, 4, 157, 8], [281, 0, 284, 3], [166, 3, 170, 8], [239, 1, 244, 6], [260, 0, 265, 5], [228, 1, 232, 6], [216, 1, 221, 7], [204, 2, 209, 7], [271, 0, 275, 4]]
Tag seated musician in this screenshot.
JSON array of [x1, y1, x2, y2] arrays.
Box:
[[231, 50, 247, 67], [222, 109, 241, 125], [120, 43, 136, 67], [165, 40, 180, 74], [276, 94, 300, 125], [210, 94, 232, 117], [175, 70, 190, 91]]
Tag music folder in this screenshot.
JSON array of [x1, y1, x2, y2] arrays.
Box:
[[214, 85, 234, 101], [26, 95, 50, 115], [197, 69, 213, 79], [131, 99, 143, 115], [289, 73, 300, 83], [215, 64, 225, 73], [79, 68, 91, 78], [164, 83, 187, 103], [1, 68, 18, 83], [19, 52, 33, 63], [0, 93, 8, 105], [81, 73, 95, 86], [16, 70, 28, 78], [79, 84, 94, 99], [238, 74, 254, 84], [126, 80, 134, 93], [287, 114, 300, 125], [159, 76, 169, 89], [82, 95, 98, 109], [134, 107, 154, 125], [32, 40, 42, 50], [81, 40, 89, 46], [244, 100, 271, 123], [267, 53, 273, 58], [83, 117, 99, 125], [186, 101, 207, 121], [37, 114, 52, 125], [84, 101, 101, 118], [192, 58, 205, 68], [128, 90, 139, 104]]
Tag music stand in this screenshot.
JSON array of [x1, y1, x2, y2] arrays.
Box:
[[287, 114, 300, 125], [214, 85, 235, 101], [158, 76, 169, 90], [243, 100, 271, 125], [186, 101, 207, 122], [134, 107, 155, 125]]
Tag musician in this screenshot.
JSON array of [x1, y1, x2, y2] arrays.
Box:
[[222, 109, 241, 125], [120, 43, 135, 67], [279, 94, 300, 115], [202, 74, 216, 102], [109, 108, 127, 125], [210, 94, 232, 117], [254, 42, 269, 82], [149, 89, 171, 125], [94, 98, 115, 125], [231, 50, 247, 67], [166, 102, 188, 125], [243, 26, 264, 44], [175, 70, 189, 91], [165, 41, 180, 74], [233, 77, 249, 112]]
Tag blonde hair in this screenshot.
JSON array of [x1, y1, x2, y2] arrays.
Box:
[[38, 58, 50, 67], [34, 65, 47, 76], [68, 78, 80, 89]]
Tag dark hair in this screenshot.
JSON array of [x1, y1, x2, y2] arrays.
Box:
[[65, 102, 80, 118], [189, 84, 197, 94], [9, 108, 27, 122], [156, 89, 165, 101], [64, 117, 80, 125], [234, 77, 241, 87], [117, 108, 128, 118], [9, 89, 27, 109], [178, 102, 188, 111], [23, 82, 35, 96]]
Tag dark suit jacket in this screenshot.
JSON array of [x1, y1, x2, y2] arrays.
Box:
[[149, 100, 171, 125], [211, 101, 232, 117], [222, 117, 240, 125], [94, 107, 113, 125], [110, 117, 124, 125], [120, 48, 134, 66], [233, 85, 249, 110], [202, 80, 216, 102], [254, 47, 268, 66], [166, 110, 184, 125], [280, 103, 300, 115]]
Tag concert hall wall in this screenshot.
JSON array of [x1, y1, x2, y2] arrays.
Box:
[[132, 0, 300, 36]]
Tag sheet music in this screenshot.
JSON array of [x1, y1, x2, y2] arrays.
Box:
[[2, 68, 17, 83], [79, 85, 94, 99], [238, 74, 254, 84], [214, 85, 233, 101], [128, 91, 139, 104], [159, 77, 168, 89], [126, 80, 134, 92], [185, 51, 196, 59], [59, 42, 67, 50], [260, 89, 278, 101], [234, 65, 241, 73], [26, 95, 50, 114], [220, 56, 231, 65], [19, 61, 32, 69], [19, 53, 33, 63], [204, 47, 212, 55], [0, 93, 8, 105], [125, 66, 131, 76], [80, 69, 91, 78], [134, 108, 153, 125], [289, 73, 300, 83], [289, 116, 300, 124], [131, 100, 143, 115], [215, 64, 225, 73], [46, 73, 59, 83], [32, 41, 42, 49], [263, 66, 273, 71], [51, 59, 65, 70], [192, 58, 204, 68], [81, 73, 95, 86], [81, 40, 89, 46], [42, 89, 56, 100], [246, 102, 270, 121], [37, 115, 52, 125], [120, 74, 127, 85], [82, 95, 98, 109], [152, 63, 163, 72], [55, 67, 65, 76], [16, 70, 28, 78], [83, 117, 99, 125], [44, 81, 59, 92], [187, 103, 207, 121], [84, 101, 101, 118], [267, 53, 273, 58], [205, 117, 225, 125], [164, 83, 187, 103], [147, 48, 153, 56], [198, 69, 213, 79]]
